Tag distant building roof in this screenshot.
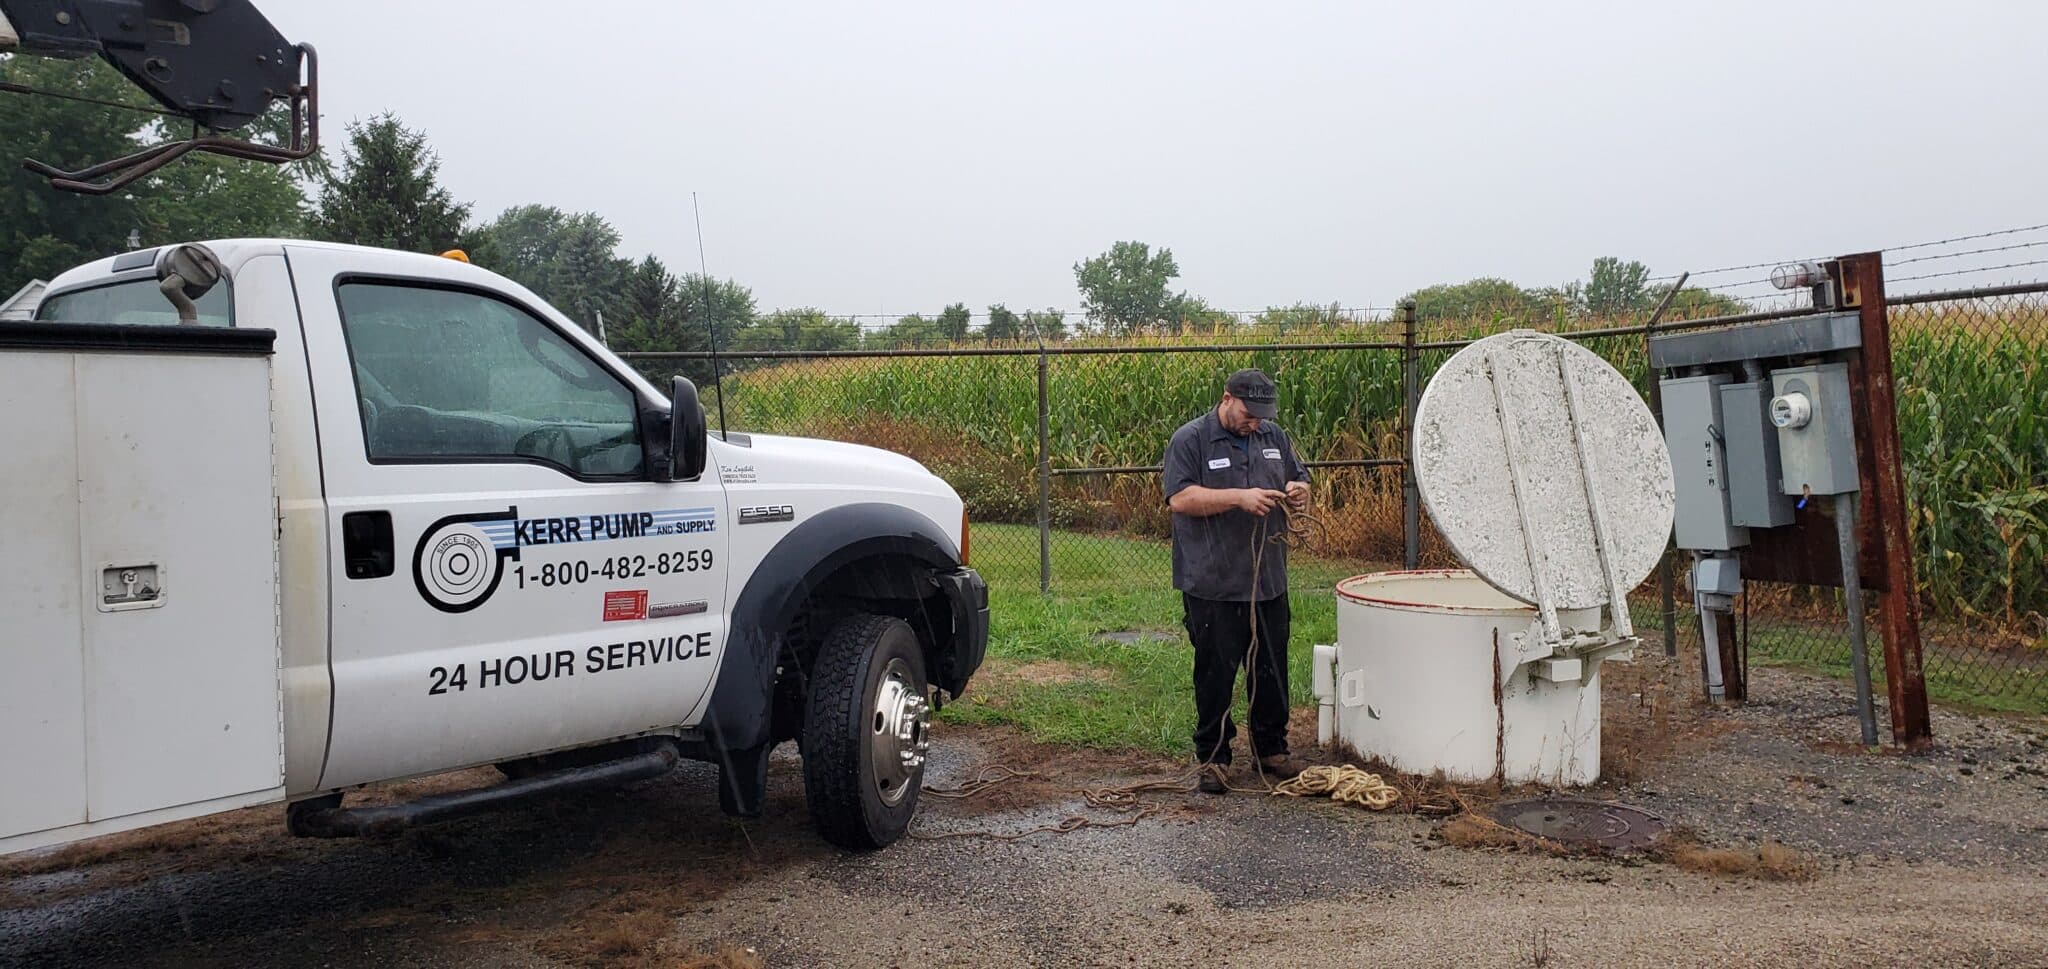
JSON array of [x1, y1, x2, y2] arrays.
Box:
[[1, 280, 46, 321]]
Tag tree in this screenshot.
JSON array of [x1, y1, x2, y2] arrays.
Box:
[[309, 113, 471, 254], [0, 56, 143, 294], [1582, 256, 1654, 317], [1253, 302, 1353, 333], [1, 56, 308, 294], [984, 304, 1021, 344], [1664, 286, 1747, 318], [1074, 241, 1181, 335], [620, 255, 680, 336], [1021, 308, 1067, 343], [1400, 277, 1537, 321], [1162, 292, 1232, 335], [871, 313, 937, 349], [607, 259, 755, 385], [674, 273, 758, 352], [935, 302, 972, 343], [736, 308, 859, 352], [470, 204, 633, 333], [138, 146, 308, 245]]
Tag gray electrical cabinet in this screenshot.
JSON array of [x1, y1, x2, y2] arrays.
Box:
[[1718, 381, 1797, 528], [1771, 363, 1858, 496], [1661, 373, 1744, 551]]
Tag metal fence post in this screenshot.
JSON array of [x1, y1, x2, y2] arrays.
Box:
[[1642, 274, 1688, 659], [1400, 300, 1420, 569], [1646, 341, 1677, 659], [1037, 344, 1052, 595], [1838, 251, 1931, 749]]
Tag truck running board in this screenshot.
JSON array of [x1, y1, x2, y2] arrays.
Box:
[[286, 743, 681, 839]]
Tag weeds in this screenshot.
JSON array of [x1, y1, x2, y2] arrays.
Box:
[[1657, 834, 1819, 882]]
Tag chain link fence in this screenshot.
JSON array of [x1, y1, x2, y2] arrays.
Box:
[[622, 278, 2048, 714]]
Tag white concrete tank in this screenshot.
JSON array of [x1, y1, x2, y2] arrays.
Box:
[[1312, 330, 1674, 787], [1329, 570, 1623, 786]]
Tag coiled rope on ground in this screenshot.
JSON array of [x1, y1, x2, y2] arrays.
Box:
[[1271, 764, 1400, 810]]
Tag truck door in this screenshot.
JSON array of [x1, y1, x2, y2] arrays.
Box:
[[285, 247, 729, 790]]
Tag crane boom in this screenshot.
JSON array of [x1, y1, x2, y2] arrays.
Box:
[[0, 0, 315, 194]]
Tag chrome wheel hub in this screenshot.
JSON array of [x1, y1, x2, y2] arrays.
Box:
[[869, 658, 931, 806]]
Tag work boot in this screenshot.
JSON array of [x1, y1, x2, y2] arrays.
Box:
[[1257, 753, 1310, 780], [1196, 763, 1230, 795]]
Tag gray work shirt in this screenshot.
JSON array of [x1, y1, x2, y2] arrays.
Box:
[[1161, 408, 1310, 602]]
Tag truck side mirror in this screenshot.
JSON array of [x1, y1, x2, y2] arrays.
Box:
[[155, 243, 223, 325], [669, 375, 709, 481]]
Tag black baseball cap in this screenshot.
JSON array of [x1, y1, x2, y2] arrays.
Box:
[[1225, 368, 1278, 419]]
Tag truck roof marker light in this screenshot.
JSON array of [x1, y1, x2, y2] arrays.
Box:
[[440, 249, 471, 263]]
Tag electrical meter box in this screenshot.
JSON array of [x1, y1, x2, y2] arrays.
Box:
[[1660, 373, 1743, 551], [1770, 363, 1858, 496], [1717, 381, 1797, 528]]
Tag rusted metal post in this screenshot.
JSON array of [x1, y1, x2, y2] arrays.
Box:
[[1836, 252, 1932, 749], [1400, 299, 1420, 569]]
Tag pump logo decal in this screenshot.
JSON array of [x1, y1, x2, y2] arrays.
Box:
[[414, 507, 522, 613], [413, 505, 720, 613]]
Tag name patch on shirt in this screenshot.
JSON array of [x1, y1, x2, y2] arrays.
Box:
[[1263, 448, 1282, 460], [1207, 457, 1232, 470]]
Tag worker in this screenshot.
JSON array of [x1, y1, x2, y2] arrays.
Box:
[[1161, 368, 1312, 794]]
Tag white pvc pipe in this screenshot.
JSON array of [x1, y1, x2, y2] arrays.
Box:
[[1312, 644, 1337, 746]]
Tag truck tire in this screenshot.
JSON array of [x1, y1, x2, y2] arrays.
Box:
[[802, 614, 932, 850]]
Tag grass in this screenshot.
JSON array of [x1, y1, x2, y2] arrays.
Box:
[[1740, 617, 2048, 716], [947, 523, 1366, 755], [953, 525, 2048, 755]]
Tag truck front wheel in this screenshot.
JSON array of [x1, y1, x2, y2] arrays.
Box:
[[802, 614, 932, 850]]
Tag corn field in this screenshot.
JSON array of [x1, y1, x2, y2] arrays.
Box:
[[665, 286, 2048, 711]]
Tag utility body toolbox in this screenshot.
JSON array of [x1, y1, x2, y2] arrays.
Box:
[[0, 323, 285, 853]]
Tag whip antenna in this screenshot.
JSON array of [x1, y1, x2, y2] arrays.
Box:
[[692, 192, 729, 441]]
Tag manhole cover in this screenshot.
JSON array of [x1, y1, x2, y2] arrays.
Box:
[[1490, 797, 1668, 851]]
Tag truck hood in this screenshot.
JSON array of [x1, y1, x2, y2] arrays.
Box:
[[711, 433, 952, 497]]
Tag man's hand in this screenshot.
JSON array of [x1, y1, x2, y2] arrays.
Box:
[[1285, 480, 1310, 512], [1234, 488, 1288, 516]]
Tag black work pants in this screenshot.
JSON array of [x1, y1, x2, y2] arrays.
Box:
[[1183, 593, 1291, 766]]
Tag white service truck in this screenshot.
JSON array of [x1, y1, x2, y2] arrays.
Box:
[[0, 239, 988, 855]]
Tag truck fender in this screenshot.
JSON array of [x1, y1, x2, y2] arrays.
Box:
[[705, 502, 961, 755]]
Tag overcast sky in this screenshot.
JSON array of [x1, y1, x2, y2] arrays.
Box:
[[272, 1, 2046, 317]]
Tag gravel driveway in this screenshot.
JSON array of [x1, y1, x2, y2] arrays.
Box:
[[5, 664, 2046, 968]]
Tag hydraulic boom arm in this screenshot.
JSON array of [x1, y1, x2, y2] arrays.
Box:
[[0, 0, 315, 194]]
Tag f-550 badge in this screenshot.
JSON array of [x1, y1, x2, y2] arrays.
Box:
[[413, 505, 718, 612], [738, 504, 795, 525]]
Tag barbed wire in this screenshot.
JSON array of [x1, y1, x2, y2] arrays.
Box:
[[1884, 221, 2048, 254], [1644, 219, 2048, 284], [1884, 237, 2048, 267], [1887, 257, 2048, 284], [749, 224, 2048, 327]]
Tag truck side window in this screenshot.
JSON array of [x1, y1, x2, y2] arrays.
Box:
[[336, 282, 644, 477], [36, 277, 233, 326]]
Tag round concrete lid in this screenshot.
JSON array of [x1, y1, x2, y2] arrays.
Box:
[[1412, 330, 1674, 612]]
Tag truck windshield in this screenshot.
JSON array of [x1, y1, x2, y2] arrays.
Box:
[[35, 277, 233, 327]]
